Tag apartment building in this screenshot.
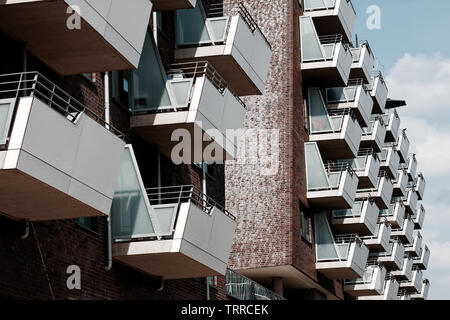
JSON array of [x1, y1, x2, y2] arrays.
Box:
[[0, 0, 429, 301]]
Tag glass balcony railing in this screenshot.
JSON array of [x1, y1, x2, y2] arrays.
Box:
[[225, 269, 285, 301], [368, 240, 405, 270], [349, 41, 375, 83], [303, 0, 357, 42], [361, 221, 392, 252], [342, 148, 379, 188], [379, 145, 400, 180], [360, 116, 386, 152], [356, 173, 393, 210], [344, 263, 386, 297], [382, 110, 401, 143], [325, 79, 374, 127], [332, 197, 379, 236], [0, 72, 126, 221], [368, 71, 388, 114], [300, 16, 352, 86], [413, 245, 430, 270], [378, 199, 406, 229]]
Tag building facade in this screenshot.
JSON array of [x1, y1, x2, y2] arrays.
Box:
[[0, 0, 430, 300]]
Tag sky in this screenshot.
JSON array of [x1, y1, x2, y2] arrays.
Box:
[[351, 0, 450, 299]]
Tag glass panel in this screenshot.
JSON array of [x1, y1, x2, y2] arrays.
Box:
[[322, 44, 335, 59], [152, 205, 177, 236], [351, 48, 361, 62], [170, 79, 192, 107], [328, 172, 341, 188], [334, 201, 363, 218], [326, 87, 346, 102], [353, 156, 367, 170], [315, 214, 339, 261], [337, 243, 350, 260], [133, 31, 171, 112], [305, 143, 330, 190], [208, 18, 228, 42], [330, 115, 343, 131], [308, 88, 332, 132], [0, 101, 14, 145], [112, 148, 155, 239], [305, 0, 336, 10], [300, 17, 324, 61], [176, 2, 211, 45]]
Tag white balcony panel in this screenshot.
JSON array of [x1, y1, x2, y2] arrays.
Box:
[[391, 257, 413, 281], [325, 80, 374, 127], [413, 245, 430, 270], [0, 73, 125, 221], [415, 173, 426, 200], [391, 217, 414, 245], [413, 204, 425, 230], [378, 200, 405, 229], [403, 189, 419, 216], [356, 176, 393, 210], [379, 146, 400, 180], [152, 0, 196, 11], [344, 264, 386, 297], [305, 142, 359, 209], [347, 150, 379, 189], [332, 199, 379, 236], [397, 129, 410, 163], [300, 16, 352, 86], [411, 280, 430, 300], [369, 241, 405, 271], [358, 278, 400, 300], [303, 0, 356, 42], [392, 170, 408, 198], [405, 155, 418, 182], [0, 0, 152, 74], [382, 110, 401, 143], [405, 232, 423, 257], [350, 42, 375, 83], [175, 3, 272, 96], [399, 269, 423, 293], [362, 222, 391, 252], [368, 73, 388, 114], [360, 117, 386, 152], [315, 214, 369, 279]]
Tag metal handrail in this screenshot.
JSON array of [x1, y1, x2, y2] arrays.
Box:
[[146, 185, 236, 220], [165, 61, 246, 109], [0, 71, 126, 139]]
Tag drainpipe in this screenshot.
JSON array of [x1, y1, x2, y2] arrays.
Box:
[[104, 71, 113, 271], [20, 220, 30, 240], [153, 11, 158, 46]]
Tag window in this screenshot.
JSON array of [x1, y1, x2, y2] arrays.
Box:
[[300, 204, 311, 243], [82, 73, 96, 83], [112, 70, 133, 109], [157, 11, 171, 38], [77, 217, 100, 234]]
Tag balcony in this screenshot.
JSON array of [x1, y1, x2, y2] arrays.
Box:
[[349, 42, 375, 83], [130, 59, 246, 163], [0, 72, 125, 221], [378, 199, 405, 229], [305, 142, 358, 209], [225, 269, 285, 301], [368, 241, 405, 270], [153, 0, 196, 11], [362, 221, 392, 252], [382, 110, 401, 143], [413, 245, 430, 270], [308, 88, 362, 159], [413, 204, 425, 230], [358, 277, 400, 300], [396, 129, 410, 163], [399, 268, 423, 293], [303, 0, 356, 42], [379, 145, 400, 180], [174, 2, 272, 96], [341, 149, 379, 189], [404, 154, 418, 182], [405, 232, 423, 257], [112, 147, 237, 279], [344, 263, 386, 297], [392, 169, 408, 198], [415, 173, 426, 200], [360, 116, 386, 153], [398, 290, 411, 300], [391, 256, 413, 281], [411, 279, 430, 300], [0, 0, 152, 75], [402, 189, 419, 216], [332, 198, 379, 236], [391, 216, 414, 245], [368, 72, 388, 114], [300, 17, 352, 86], [314, 214, 369, 279], [325, 79, 374, 127], [356, 174, 393, 210]]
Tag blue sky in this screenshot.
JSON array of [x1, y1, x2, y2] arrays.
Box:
[[351, 0, 450, 300]]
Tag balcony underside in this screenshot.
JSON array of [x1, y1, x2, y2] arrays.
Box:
[[307, 192, 354, 209], [333, 219, 374, 236], [311, 137, 357, 160], [344, 285, 381, 297], [349, 67, 368, 84], [113, 240, 225, 280], [130, 114, 235, 163], [0, 1, 148, 75], [302, 65, 348, 87], [364, 240, 388, 252], [152, 0, 196, 11], [308, 15, 352, 43], [377, 259, 401, 271], [316, 263, 363, 280], [175, 53, 262, 96], [359, 137, 382, 153]]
